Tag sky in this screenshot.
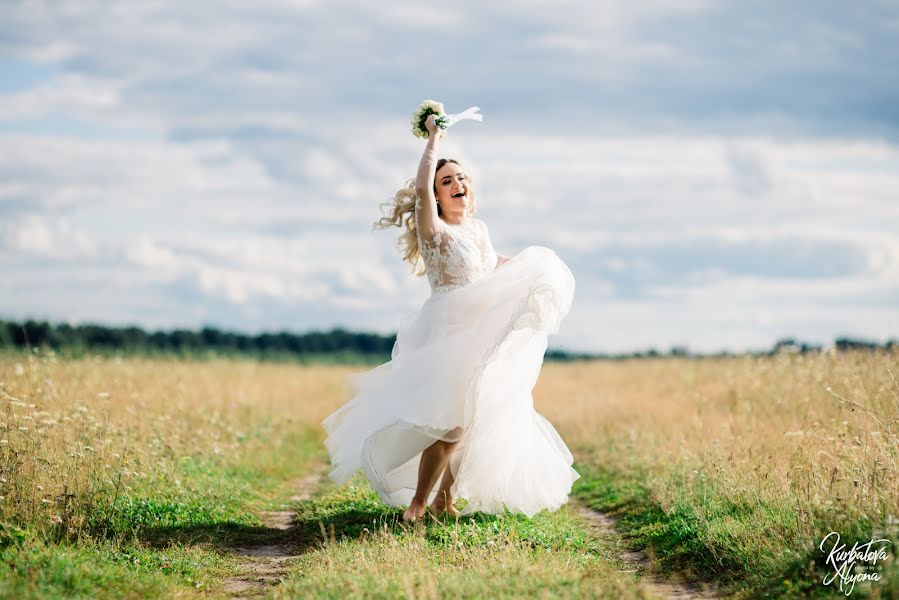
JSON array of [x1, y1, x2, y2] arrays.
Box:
[[1, 0, 898, 355]]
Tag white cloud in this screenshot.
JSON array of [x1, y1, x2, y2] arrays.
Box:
[[124, 236, 178, 269], [1, 214, 97, 259], [197, 265, 287, 305], [0, 0, 897, 352], [0, 74, 120, 120]]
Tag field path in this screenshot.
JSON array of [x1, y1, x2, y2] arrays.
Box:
[[222, 469, 326, 598], [572, 500, 722, 599], [217, 464, 722, 598]]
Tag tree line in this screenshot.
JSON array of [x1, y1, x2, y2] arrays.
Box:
[[0, 319, 894, 363]]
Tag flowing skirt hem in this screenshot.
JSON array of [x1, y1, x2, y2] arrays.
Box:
[[321, 246, 579, 517]]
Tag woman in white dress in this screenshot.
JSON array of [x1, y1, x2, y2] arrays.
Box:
[[321, 114, 580, 522]]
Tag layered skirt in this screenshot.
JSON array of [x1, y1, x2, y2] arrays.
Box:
[[321, 246, 579, 517]]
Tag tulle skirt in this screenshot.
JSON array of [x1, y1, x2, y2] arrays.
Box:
[[321, 246, 580, 517]]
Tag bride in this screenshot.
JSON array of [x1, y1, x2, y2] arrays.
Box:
[[321, 114, 580, 522]]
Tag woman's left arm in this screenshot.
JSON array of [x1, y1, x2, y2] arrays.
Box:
[[477, 219, 509, 268]]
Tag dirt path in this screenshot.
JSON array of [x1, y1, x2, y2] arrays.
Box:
[[219, 468, 721, 599], [222, 470, 325, 598], [572, 500, 722, 600]]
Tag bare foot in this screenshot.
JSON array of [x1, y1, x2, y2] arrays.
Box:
[[402, 500, 427, 522], [429, 496, 459, 516]]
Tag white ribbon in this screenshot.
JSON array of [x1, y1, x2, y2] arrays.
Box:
[[437, 106, 483, 129]]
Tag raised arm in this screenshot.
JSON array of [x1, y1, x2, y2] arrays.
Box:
[[414, 115, 443, 241]]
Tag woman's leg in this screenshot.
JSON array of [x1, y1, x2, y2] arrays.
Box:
[[402, 428, 462, 521], [430, 461, 458, 515]]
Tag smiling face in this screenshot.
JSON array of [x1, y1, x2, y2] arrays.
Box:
[[434, 161, 472, 220]]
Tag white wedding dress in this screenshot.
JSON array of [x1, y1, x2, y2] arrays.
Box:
[[321, 213, 580, 517]]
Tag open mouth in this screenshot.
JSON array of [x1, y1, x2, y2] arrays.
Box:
[[452, 192, 466, 199]]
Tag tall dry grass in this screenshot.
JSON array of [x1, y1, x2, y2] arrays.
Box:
[[0, 351, 346, 541], [3, 347, 896, 590], [536, 349, 899, 567]]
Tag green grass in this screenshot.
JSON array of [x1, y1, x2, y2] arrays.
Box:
[[572, 461, 899, 599], [0, 345, 395, 366], [6, 412, 894, 598], [274, 471, 649, 599], [3, 422, 652, 599], [0, 424, 324, 599], [0, 538, 228, 599]]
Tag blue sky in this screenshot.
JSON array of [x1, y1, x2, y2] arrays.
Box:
[[1, 0, 898, 354]]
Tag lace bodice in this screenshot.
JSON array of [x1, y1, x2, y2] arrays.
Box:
[[417, 215, 499, 294]]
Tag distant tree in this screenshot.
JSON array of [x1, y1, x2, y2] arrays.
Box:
[[0, 321, 12, 347], [835, 336, 880, 351]]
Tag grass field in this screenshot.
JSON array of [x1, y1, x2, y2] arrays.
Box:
[[1, 349, 896, 598]]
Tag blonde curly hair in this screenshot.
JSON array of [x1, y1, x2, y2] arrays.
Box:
[[373, 158, 477, 276]]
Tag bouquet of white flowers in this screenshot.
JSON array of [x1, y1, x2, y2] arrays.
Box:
[[411, 100, 483, 139]]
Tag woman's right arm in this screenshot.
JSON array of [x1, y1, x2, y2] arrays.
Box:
[[414, 115, 442, 240]]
